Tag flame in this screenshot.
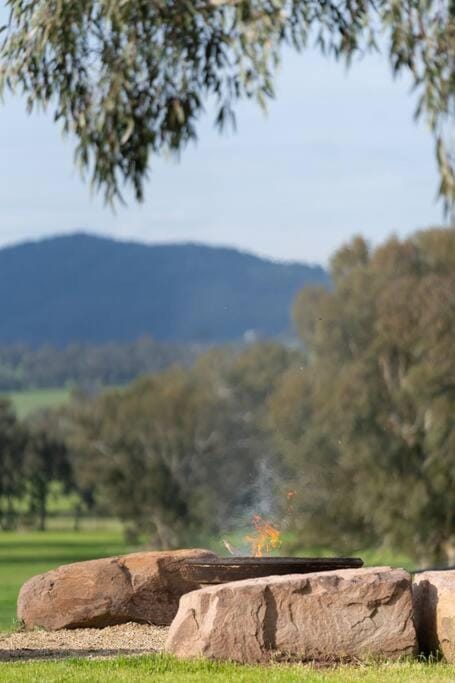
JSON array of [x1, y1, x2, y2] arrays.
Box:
[[245, 514, 281, 557]]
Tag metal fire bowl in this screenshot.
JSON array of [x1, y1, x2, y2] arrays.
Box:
[[184, 556, 364, 585]]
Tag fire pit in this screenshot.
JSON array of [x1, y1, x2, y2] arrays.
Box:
[[184, 556, 363, 585]]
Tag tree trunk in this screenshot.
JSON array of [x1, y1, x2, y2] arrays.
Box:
[[38, 502, 46, 531], [73, 503, 82, 531]]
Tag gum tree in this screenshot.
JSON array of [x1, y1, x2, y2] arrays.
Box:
[[1, 1, 454, 208], [270, 228, 455, 564]]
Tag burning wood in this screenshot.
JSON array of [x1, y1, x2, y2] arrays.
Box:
[[222, 491, 295, 557]]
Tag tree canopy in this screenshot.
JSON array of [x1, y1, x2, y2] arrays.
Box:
[[1, 1, 454, 208], [59, 343, 297, 547], [270, 227, 455, 564]]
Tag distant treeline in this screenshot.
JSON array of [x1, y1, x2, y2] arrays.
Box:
[[1, 228, 454, 567], [0, 338, 199, 391]]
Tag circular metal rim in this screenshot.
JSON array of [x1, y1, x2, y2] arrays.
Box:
[[185, 556, 363, 566], [183, 557, 364, 585]]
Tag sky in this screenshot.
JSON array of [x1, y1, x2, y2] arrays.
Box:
[[0, 45, 445, 265]]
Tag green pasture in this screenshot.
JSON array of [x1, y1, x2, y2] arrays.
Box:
[[0, 655, 453, 682], [2, 384, 127, 418], [2, 387, 71, 418]]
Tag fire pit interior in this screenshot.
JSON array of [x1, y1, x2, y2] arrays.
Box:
[[184, 556, 363, 585]]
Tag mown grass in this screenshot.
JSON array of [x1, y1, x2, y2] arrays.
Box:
[[0, 526, 134, 631], [2, 387, 71, 418], [0, 655, 453, 682], [0, 521, 416, 633]]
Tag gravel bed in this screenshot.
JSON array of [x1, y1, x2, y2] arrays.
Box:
[[0, 622, 169, 662]]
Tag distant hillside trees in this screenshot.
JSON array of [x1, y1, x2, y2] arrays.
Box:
[[0, 337, 197, 391], [0, 235, 329, 347]]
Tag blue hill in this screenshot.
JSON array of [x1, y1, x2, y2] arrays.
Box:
[[0, 233, 329, 345]]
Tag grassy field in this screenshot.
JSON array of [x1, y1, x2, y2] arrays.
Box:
[[0, 525, 135, 631], [0, 521, 417, 632], [0, 655, 454, 682], [2, 387, 71, 418], [2, 384, 126, 418]]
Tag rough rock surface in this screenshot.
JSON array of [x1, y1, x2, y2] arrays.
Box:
[[413, 570, 455, 663], [18, 548, 216, 631], [166, 566, 417, 663]]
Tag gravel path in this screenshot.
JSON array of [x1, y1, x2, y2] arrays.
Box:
[[0, 623, 169, 662]]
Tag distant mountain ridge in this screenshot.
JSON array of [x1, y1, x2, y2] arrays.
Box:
[[0, 233, 329, 346]]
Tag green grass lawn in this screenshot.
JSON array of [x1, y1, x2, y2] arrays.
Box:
[[0, 655, 453, 682], [0, 521, 416, 633], [2, 387, 71, 418], [0, 526, 135, 631]]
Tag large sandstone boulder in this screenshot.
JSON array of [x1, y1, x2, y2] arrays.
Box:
[[18, 548, 216, 630], [413, 570, 455, 662], [166, 567, 417, 663]]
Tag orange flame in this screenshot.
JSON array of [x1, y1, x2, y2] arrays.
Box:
[[245, 514, 281, 557]]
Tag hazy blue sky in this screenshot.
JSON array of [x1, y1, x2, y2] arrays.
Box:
[[0, 45, 444, 264]]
